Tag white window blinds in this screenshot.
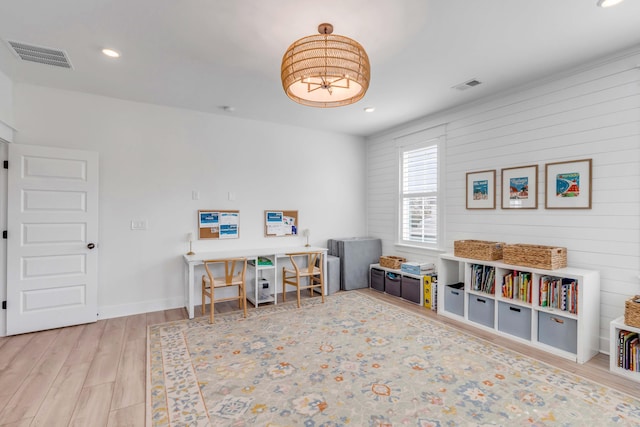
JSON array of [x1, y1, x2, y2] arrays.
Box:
[[400, 143, 438, 245]]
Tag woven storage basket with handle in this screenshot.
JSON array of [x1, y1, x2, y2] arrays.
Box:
[[454, 240, 504, 261], [503, 244, 567, 270], [625, 295, 640, 328], [379, 256, 406, 270]]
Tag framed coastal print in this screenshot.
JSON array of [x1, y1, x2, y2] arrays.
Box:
[[466, 169, 496, 209], [545, 159, 592, 209], [501, 165, 538, 209]]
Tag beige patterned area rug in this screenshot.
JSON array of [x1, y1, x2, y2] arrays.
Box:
[[147, 292, 640, 426]]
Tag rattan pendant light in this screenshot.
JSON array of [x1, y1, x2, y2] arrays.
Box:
[[281, 23, 370, 108]]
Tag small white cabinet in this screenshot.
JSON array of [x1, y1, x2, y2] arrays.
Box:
[[247, 257, 277, 306], [438, 253, 600, 364], [610, 316, 640, 382]]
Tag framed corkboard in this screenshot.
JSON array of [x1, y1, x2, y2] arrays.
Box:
[[264, 210, 298, 237], [198, 210, 240, 239]]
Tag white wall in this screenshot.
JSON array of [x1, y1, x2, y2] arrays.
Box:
[[11, 84, 367, 319], [366, 47, 640, 353]]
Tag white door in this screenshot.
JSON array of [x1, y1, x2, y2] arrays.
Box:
[[6, 144, 98, 335]]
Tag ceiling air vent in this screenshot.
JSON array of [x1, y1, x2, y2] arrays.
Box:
[[452, 78, 482, 91], [6, 40, 73, 69]]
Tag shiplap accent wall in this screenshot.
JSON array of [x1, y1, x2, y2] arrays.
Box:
[[366, 48, 640, 353]]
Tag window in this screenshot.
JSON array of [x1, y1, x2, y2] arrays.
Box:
[[399, 141, 439, 247]]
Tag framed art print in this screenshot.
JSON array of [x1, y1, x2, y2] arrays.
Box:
[[501, 164, 538, 209], [466, 169, 496, 209], [545, 158, 592, 209]]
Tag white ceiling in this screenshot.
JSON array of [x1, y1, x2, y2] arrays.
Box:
[[1, 0, 639, 137]]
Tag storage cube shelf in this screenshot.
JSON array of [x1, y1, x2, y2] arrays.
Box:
[[369, 264, 436, 308], [610, 316, 640, 382], [438, 253, 600, 364]]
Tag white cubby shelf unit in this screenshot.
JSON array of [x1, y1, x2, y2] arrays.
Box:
[[438, 253, 600, 364], [369, 263, 427, 306], [610, 316, 640, 382]]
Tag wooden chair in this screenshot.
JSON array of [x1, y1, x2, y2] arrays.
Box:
[[282, 251, 325, 308], [201, 257, 247, 323]]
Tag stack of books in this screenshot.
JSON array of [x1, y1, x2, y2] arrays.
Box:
[[400, 262, 435, 275], [618, 330, 639, 371]]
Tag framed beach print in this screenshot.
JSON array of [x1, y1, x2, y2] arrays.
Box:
[[466, 169, 496, 209], [501, 165, 538, 209], [545, 159, 592, 209]]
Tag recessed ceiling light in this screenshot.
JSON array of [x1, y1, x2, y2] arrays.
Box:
[[597, 0, 624, 7], [102, 48, 120, 58], [364, 107, 375, 113]]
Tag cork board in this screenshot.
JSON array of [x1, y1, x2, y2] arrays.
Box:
[[198, 210, 240, 239], [264, 210, 298, 237]]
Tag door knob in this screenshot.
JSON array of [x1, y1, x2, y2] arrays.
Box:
[[87, 243, 96, 249]]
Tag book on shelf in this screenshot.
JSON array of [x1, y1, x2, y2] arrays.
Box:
[[249, 257, 273, 267], [471, 264, 495, 294], [502, 271, 531, 303], [618, 330, 639, 371], [539, 276, 578, 315]]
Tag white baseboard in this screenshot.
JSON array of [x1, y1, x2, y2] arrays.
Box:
[[98, 296, 186, 320]]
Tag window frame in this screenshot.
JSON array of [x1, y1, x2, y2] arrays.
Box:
[[395, 129, 444, 251]]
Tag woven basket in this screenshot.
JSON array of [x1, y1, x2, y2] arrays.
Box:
[[625, 296, 640, 328], [454, 240, 504, 261], [503, 244, 567, 270], [380, 256, 406, 270]]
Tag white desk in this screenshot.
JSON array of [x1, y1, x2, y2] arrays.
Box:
[[182, 246, 328, 319]]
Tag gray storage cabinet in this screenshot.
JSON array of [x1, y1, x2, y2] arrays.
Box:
[[401, 276, 421, 304], [370, 267, 385, 292], [327, 237, 382, 290], [468, 295, 495, 328], [538, 311, 577, 354], [498, 302, 531, 340], [444, 283, 464, 316], [384, 272, 401, 297]]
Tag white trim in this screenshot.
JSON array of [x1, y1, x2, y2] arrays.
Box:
[[0, 119, 15, 143], [98, 296, 185, 320], [394, 124, 446, 147], [396, 133, 445, 249]]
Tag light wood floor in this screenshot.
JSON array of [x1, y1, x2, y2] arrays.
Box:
[[0, 289, 637, 426]]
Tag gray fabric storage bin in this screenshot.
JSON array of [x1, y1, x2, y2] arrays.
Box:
[[468, 294, 495, 328], [444, 283, 464, 316], [384, 272, 401, 296], [370, 267, 385, 292], [538, 311, 577, 354], [401, 276, 421, 304], [498, 302, 531, 340]]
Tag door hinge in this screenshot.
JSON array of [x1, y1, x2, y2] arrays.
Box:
[[2, 301, 6, 310], [3, 160, 7, 169], [2, 230, 6, 239]]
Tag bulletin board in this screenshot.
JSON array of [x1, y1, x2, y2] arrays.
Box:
[[264, 210, 298, 237], [198, 210, 240, 239]]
